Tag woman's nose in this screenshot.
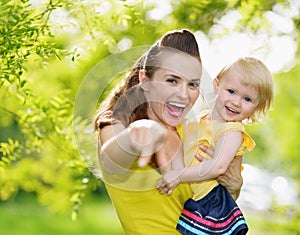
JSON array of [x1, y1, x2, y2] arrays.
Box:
[[178, 84, 189, 98]]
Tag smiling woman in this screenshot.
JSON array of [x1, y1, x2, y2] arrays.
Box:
[[93, 30, 204, 235]]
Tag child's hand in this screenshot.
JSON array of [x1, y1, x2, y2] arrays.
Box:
[[156, 170, 182, 195]]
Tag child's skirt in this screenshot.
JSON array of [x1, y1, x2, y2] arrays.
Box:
[[176, 184, 248, 235]]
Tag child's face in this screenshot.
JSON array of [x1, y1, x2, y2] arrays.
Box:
[[213, 67, 259, 122]]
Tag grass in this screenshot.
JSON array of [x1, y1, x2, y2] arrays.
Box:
[[0, 193, 299, 235], [0, 193, 125, 235], [245, 210, 300, 235]]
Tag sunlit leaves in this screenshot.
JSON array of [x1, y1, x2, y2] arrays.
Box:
[[171, 0, 228, 33], [0, 138, 20, 167], [0, 0, 70, 86]]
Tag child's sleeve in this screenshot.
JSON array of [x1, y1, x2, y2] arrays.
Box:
[[214, 122, 255, 157]]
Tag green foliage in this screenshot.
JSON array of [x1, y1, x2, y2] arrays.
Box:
[[0, 0, 94, 215], [0, 0, 71, 85], [0, 138, 20, 167], [171, 0, 228, 33], [268, 64, 300, 177]]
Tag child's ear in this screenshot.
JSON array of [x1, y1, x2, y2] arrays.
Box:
[[213, 78, 219, 94], [139, 70, 149, 91]]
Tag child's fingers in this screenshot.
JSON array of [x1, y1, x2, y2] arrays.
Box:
[[159, 186, 168, 194], [156, 179, 164, 188], [156, 181, 171, 194], [167, 188, 173, 196]]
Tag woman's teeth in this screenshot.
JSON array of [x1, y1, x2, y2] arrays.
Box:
[[167, 101, 187, 116], [168, 101, 187, 109]]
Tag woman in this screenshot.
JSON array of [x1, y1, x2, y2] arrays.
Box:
[[94, 29, 242, 234]]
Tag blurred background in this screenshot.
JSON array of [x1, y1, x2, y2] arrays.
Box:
[[0, 0, 299, 234]]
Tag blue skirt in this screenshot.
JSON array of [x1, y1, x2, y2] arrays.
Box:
[[176, 184, 248, 235]]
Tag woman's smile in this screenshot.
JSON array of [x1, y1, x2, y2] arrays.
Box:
[[166, 101, 188, 117]]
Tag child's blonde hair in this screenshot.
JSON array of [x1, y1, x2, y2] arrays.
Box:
[[216, 57, 274, 123]]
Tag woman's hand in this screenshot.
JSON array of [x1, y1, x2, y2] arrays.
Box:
[[194, 144, 213, 162], [218, 157, 243, 200], [128, 119, 167, 168]]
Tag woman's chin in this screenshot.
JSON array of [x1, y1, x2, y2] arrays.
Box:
[[163, 114, 183, 127]]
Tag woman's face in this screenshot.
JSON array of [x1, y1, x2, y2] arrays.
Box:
[[141, 51, 202, 127]]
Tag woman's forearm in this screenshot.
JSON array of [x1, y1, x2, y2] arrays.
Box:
[[100, 126, 139, 174], [99, 120, 167, 174]]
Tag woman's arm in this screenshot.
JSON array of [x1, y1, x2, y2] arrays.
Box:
[[99, 119, 166, 174], [157, 131, 242, 195]]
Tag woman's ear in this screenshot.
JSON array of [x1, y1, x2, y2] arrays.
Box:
[[139, 70, 147, 83], [213, 77, 219, 94], [139, 70, 149, 91]]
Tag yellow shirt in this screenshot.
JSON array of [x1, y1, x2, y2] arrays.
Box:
[[99, 122, 195, 235], [187, 115, 255, 200]]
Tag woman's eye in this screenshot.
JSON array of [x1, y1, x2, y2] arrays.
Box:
[[166, 78, 177, 84], [189, 82, 200, 88], [227, 89, 235, 94]]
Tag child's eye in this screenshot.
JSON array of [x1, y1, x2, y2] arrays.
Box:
[[227, 89, 235, 94], [244, 97, 252, 103]]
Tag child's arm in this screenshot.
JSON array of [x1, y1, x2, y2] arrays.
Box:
[[156, 131, 242, 195]]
